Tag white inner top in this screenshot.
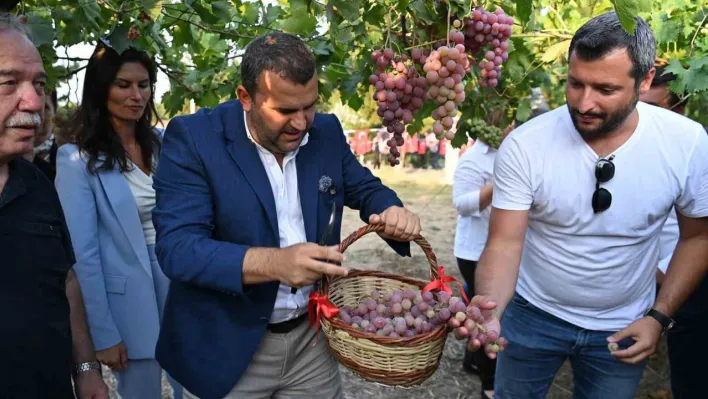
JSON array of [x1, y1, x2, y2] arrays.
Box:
[[453, 139, 496, 261], [124, 161, 157, 246], [492, 102, 708, 330], [243, 111, 312, 324]]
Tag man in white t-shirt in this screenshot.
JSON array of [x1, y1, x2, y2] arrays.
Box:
[[466, 12, 708, 398]]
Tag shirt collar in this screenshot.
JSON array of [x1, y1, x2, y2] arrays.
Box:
[[243, 110, 309, 154]]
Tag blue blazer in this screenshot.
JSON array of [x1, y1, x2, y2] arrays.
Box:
[[152, 100, 411, 399], [55, 143, 164, 359]]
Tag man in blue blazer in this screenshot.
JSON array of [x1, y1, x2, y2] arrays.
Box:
[[152, 32, 422, 399]]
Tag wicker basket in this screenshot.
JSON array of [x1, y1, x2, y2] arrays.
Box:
[[314, 223, 452, 387]]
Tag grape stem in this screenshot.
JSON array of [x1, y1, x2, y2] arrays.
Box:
[[446, 1, 451, 47], [403, 39, 439, 51]]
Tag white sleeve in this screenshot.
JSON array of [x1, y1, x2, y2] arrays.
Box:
[[452, 150, 487, 217], [491, 137, 534, 210], [675, 130, 708, 218]]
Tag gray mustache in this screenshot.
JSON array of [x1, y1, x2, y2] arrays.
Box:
[[6, 112, 41, 128]]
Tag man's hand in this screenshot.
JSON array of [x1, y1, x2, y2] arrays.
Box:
[[465, 295, 503, 360], [369, 206, 421, 241], [607, 316, 663, 364], [96, 342, 128, 371], [75, 370, 109, 399], [276, 243, 347, 287]]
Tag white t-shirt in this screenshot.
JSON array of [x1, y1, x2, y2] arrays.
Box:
[[453, 140, 496, 261], [492, 102, 708, 331]]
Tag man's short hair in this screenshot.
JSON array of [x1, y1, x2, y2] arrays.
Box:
[[568, 11, 656, 86], [240, 32, 316, 96], [0, 12, 33, 41]]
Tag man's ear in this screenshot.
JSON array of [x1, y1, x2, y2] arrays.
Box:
[[236, 86, 254, 112]]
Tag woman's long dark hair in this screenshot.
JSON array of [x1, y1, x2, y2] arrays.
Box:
[[67, 41, 161, 174]]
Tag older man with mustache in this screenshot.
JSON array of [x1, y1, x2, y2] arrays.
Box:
[[0, 12, 108, 399]]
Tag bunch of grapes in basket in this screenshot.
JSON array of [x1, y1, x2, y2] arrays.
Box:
[[335, 288, 508, 352]]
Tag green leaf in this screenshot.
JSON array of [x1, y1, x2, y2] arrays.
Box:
[[685, 57, 708, 93], [611, 0, 652, 34], [515, 98, 532, 122], [80, 2, 102, 31], [105, 25, 133, 55], [330, 0, 361, 23], [191, 2, 220, 25], [515, 0, 532, 25], [451, 129, 468, 148], [264, 5, 284, 26], [281, 7, 318, 36], [347, 94, 363, 111], [141, 0, 163, 21], [664, 59, 687, 93], [408, 1, 435, 25], [541, 39, 571, 63], [211, 1, 233, 22], [651, 17, 680, 43], [241, 2, 260, 24], [26, 14, 55, 47]]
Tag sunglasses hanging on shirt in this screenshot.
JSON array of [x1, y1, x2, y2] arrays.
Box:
[[592, 154, 615, 213]]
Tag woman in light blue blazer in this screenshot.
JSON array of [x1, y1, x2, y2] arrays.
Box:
[[55, 40, 181, 398]]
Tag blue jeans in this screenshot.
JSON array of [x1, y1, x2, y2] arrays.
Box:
[[494, 292, 646, 399]]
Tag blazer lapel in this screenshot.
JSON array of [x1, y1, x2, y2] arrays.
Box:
[[296, 131, 320, 243], [97, 167, 153, 278], [224, 110, 279, 238]]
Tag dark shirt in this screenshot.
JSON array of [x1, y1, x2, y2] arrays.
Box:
[[0, 158, 75, 399]]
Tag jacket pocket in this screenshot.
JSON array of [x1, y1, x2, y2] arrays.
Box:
[[105, 275, 127, 294]]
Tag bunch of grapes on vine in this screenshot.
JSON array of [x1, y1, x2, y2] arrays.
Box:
[[367, 5, 514, 166]]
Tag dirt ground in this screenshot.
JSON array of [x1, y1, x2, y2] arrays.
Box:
[[101, 166, 672, 398]]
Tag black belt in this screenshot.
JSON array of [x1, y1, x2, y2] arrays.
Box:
[[267, 312, 308, 334]]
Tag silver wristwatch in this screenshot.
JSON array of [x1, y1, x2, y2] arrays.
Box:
[[75, 361, 101, 374]]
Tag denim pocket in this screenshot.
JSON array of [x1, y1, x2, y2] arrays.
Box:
[[511, 292, 532, 308]]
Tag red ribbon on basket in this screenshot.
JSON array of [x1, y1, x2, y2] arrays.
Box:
[[422, 265, 470, 304], [308, 291, 339, 343]]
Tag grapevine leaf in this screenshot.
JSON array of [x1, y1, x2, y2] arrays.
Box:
[[211, 1, 233, 22], [282, 6, 318, 36], [451, 129, 468, 148], [408, 1, 435, 25], [141, 0, 163, 21], [514, 0, 532, 25], [651, 17, 680, 43], [541, 40, 571, 63], [516, 98, 532, 122], [264, 4, 284, 26], [26, 14, 55, 47], [331, 0, 361, 23], [241, 2, 260, 24], [191, 2, 220, 25], [347, 94, 364, 111], [611, 0, 651, 34], [664, 59, 688, 94], [80, 2, 102, 31], [685, 57, 708, 93], [105, 25, 133, 55]]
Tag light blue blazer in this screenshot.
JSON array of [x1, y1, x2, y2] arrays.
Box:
[[55, 143, 165, 359]]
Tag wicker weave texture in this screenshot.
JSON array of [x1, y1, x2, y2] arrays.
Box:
[[318, 224, 450, 387]]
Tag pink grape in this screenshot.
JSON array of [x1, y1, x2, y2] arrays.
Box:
[[405, 329, 416, 338], [391, 303, 403, 315], [425, 309, 435, 319], [383, 324, 394, 335], [464, 319, 476, 331], [401, 298, 412, 310], [454, 327, 470, 340], [455, 312, 467, 322], [448, 318, 461, 329], [438, 308, 451, 321]]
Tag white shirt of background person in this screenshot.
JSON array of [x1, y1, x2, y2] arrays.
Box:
[[244, 111, 311, 324], [453, 140, 496, 262], [491, 102, 708, 331]]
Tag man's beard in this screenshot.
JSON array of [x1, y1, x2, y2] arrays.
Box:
[[569, 91, 639, 139]]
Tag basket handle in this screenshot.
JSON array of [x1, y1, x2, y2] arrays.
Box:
[[318, 223, 440, 294]]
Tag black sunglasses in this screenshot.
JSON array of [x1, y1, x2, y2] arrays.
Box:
[[592, 155, 615, 213]]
